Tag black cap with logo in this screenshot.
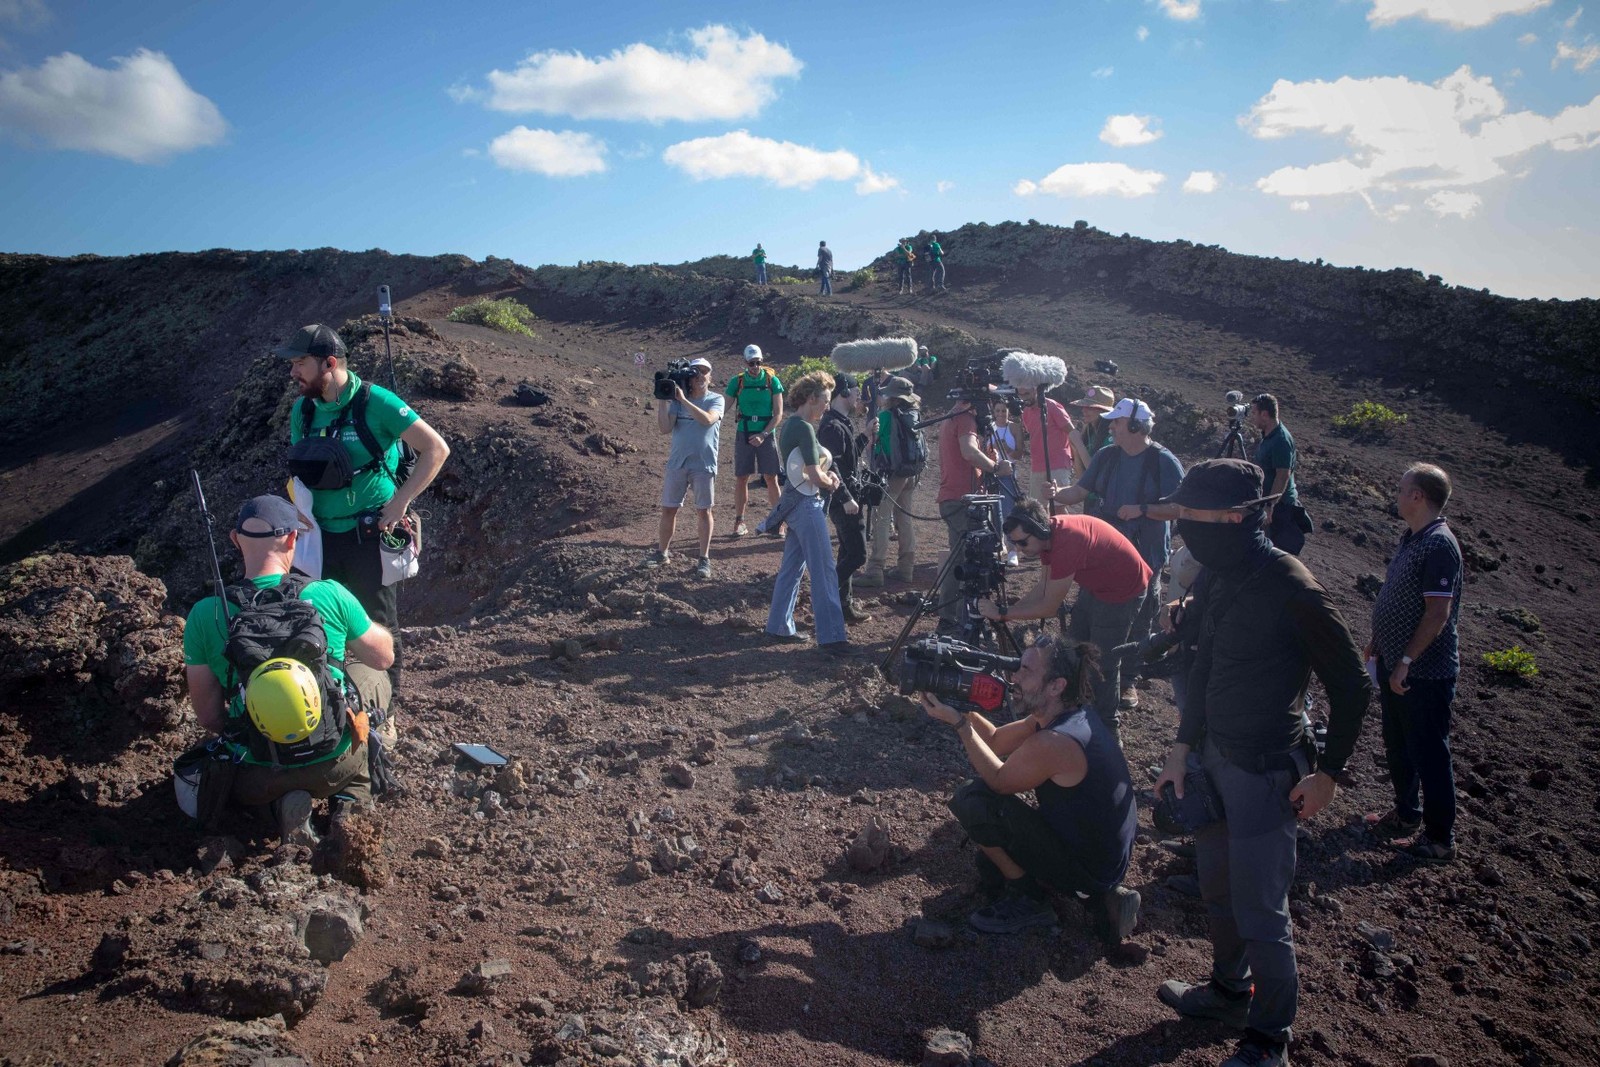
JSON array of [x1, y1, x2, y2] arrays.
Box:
[[275, 324, 347, 360]]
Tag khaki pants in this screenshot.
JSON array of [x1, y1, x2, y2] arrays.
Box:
[[231, 737, 372, 809], [868, 474, 919, 574], [346, 662, 396, 746]]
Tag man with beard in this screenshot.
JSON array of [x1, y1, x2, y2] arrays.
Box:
[[816, 374, 870, 622], [281, 324, 450, 700], [1152, 460, 1370, 1067], [922, 634, 1139, 941]]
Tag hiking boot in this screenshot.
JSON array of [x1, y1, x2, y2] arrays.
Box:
[[641, 547, 671, 569], [1406, 832, 1457, 864], [275, 789, 319, 848], [969, 885, 1057, 934], [694, 556, 712, 579], [767, 523, 785, 538], [1101, 885, 1141, 943], [856, 569, 886, 588], [765, 631, 810, 645], [1219, 1035, 1289, 1066], [890, 566, 917, 583], [1158, 978, 1251, 1029], [842, 600, 873, 624], [819, 640, 865, 658], [1160, 838, 1197, 859], [732, 518, 749, 538], [1366, 809, 1422, 841]]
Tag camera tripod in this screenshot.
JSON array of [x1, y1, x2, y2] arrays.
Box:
[[1216, 418, 1248, 459], [879, 546, 1021, 679]]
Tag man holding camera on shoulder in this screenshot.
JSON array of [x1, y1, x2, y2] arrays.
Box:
[[922, 634, 1139, 940], [1151, 460, 1370, 1067], [643, 358, 723, 578]]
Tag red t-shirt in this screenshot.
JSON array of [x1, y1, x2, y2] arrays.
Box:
[[937, 407, 984, 503], [1039, 515, 1152, 603], [1020, 398, 1075, 474]]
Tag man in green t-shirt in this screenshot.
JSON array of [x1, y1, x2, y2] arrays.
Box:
[[280, 324, 450, 693], [183, 495, 395, 841], [725, 344, 785, 536], [753, 243, 768, 286], [1250, 393, 1306, 556]]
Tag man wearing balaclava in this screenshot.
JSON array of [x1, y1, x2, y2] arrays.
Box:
[[1151, 460, 1370, 1067]]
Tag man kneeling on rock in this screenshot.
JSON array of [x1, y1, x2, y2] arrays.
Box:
[[920, 634, 1139, 940], [182, 495, 395, 845]]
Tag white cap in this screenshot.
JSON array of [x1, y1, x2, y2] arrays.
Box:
[[1102, 397, 1154, 423], [743, 344, 763, 362], [688, 357, 712, 371]]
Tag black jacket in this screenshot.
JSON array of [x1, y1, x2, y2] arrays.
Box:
[[818, 408, 862, 510]]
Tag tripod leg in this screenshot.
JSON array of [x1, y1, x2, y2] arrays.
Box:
[[879, 546, 962, 679]]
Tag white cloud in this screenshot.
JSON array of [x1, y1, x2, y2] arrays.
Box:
[[1426, 189, 1484, 216], [1367, 0, 1551, 29], [1565, 6, 1584, 30], [1244, 66, 1600, 218], [1100, 113, 1162, 146], [487, 127, 607, 176], [1555, 40, 1600, 68], [1091, 65, 1114, 78], [662, 129, 894, 194], [0, 0, 49, 29], [936, 180, 954, 194], [1183, 170, 1220, 192], [1520, 31, 1539, 43], [1290, 200, 1311, 211], [0, 48, 226, 162], [1137, 25, 1151, 41], [1014, 162, 1166, 198], [1159, 0, 1202, 20], [464, 25, 801, 123]]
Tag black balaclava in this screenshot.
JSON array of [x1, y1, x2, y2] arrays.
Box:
[[1176, 507, 1273, 574]]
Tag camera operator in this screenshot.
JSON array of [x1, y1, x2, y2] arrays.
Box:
[[1151, 460, 1370, 1067], [1250, 394, 1308, 555], [935, 395, 1012, 633], [817, 375, 870, 623], [979, 498, 1151, 745], [922, 635, 1139, 940], [1051, 398, 1184, 713], [643, 358, 723, 577]]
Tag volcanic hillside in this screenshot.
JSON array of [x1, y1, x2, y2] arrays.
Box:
[[0, 225, 1598, 1067]]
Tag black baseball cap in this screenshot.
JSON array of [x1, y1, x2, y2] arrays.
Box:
[[275, 324, 347, 360], [234, 495, 304, 538], [1160, 459, 1280, 510]]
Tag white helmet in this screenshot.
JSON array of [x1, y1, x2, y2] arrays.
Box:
[[743, 344, 763, 362]]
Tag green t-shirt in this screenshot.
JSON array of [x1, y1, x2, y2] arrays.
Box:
[[724, 368, 784, 434], [874, 408, 894, 459], [1255, 423, 1299, 507], [183, 573, 371, 764], [927, 240, 943, 262], [288, 372, 419, 532], [752, 246, 767, 264]]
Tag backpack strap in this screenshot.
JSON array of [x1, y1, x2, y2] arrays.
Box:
[[348, 382, 400, 485]]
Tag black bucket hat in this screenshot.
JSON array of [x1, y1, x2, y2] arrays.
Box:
[[275, 324, 347, 359], [1160, 459, 1280, 510]]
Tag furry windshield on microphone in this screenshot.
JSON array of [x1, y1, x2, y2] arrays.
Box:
[[829, 337, 919, 373], [1000, 351, 1069, 391]]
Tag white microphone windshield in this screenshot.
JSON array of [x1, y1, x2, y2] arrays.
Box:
[[1001, 352, 1069, 391], [830, 337, 919, 373]]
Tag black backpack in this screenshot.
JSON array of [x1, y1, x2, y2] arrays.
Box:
[[887, 407, 928, 479], [290, 382, 419, 490], [222, 573, 352, 765]]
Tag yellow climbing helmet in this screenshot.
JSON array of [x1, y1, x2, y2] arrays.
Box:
[[244, 657, 322, 743]]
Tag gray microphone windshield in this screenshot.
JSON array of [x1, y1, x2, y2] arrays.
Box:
[[830, 337, 919, 373], [1001, 352, 1069, 391]]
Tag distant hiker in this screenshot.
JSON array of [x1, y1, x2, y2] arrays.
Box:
[[817, 241, 834, 296], [280, 324, 449, 710], [923, 634, 1139, 941], [818, 374, 870, 622], [859, 376, 925, 589], [1251, 394, 1310, 556], [181, 495, 394, 844], [893, 239, 917, 294], [914, 344, 938, 389], [725, 344, 785, 537], [753, 243, 768, 286], [925, 233, 947, 291], [765, 371, 860, 656], [643, 357, 723, 578]]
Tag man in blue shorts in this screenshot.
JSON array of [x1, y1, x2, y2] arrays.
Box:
[[644, 358, 723, 578]]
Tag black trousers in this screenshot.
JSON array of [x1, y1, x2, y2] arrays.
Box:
[[320, 526, 402, 691], [830, 500, 867, 604]]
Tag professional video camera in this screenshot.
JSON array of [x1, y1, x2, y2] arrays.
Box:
[[850, 465, 887, 510], [898, 636, 1021, 714], [654, 359, 699, 401], [943, 350, 1022, 434], [1224, 389, 1249, 422], [952, 494, 1007, 598]]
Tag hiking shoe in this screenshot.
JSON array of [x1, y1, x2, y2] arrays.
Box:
[[765, 631, 810, 645], [641, 547, 671, 569], [1219, 1035, 1289, 1066], [1164, 874, 1203, 899], [890, 566, 917, 583], [819, 640, 865, 658], [855, 569, 886, 588], [1160, 838, 1197, 859], [1366, 809, 1422, 841], [1119, 687, 1140, 711], [842, 601, 873, 624], [969, 886, 1057, 934], [732, 518, 749, 538], [1101, 885, 1141, 943], [1158, 979, 1251, 1029], [1406, 832, 1457, 864], [766, 524, 784, 538], [694, 556, 712, 579], [275, 789, 319, 848]]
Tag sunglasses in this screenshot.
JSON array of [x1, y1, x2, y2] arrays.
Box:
[[1007, 533, 1031, 548]]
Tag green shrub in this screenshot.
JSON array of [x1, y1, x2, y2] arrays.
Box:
[[847, 267, 876, 291], [778, 356, 842, 388], [1331, 400, 1407, 438], [446, 297, 537, 337], [1481, 646, 1538, 678]]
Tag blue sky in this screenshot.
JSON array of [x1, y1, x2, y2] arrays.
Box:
[[1, 0, 1597, 299]]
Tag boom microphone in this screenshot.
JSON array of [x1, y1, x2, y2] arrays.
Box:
[[1000, 352, 1069, 392], [830, 337, 919, 374]]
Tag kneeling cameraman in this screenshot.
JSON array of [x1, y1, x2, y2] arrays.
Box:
[[921, 635, 1139, 941]]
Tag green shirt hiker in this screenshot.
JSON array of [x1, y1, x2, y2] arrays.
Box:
[[288, 371, 418, 533]]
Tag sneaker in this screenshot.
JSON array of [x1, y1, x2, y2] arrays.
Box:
[[641, 547, 670, 568], [1366, 809, 1422, 841], [766, 523, 785, 538], [1219, 1035, 1289, 1066], [1119, 688, 1141, 711], [764, 631, 810, 645], [1101, 885, 1141, 943], [1406, 832, 1457, 864], [819, 640, 864, 658], [732, 518, 749, 538], [275, 789, 319, 848], [855, 569, 886, 588], [842, 601, 873, 624], [968, 886, 1057, 934], [890, 566, 916, 583], [1159, 838, 1197, 860], [1158, 978, 1251, 1029], [694, 556, 711, 579]]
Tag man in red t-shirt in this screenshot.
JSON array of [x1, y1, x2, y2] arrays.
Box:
[[978, 497, 1151, 743], [935, 399, 1012, 631]]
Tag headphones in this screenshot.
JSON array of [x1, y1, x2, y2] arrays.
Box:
[[1006, 510, 1052, 541]]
